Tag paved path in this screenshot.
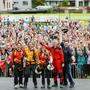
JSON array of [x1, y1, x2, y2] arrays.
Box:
[[0, 78, 90, 90]]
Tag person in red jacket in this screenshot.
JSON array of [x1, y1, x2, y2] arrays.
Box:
[[38, 48, 51, 88], [40, 40, 64, 88], [12, 43, 24, 89]]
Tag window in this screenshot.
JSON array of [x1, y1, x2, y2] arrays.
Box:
[[79, 1, 83, 6], [84, 1, 89, 6], [7, 2, 8, 8], [14, 2, 18, 4], [9, 2, 11, 8], [23, 1, 28, 6], [70, 1, 75, 6], [3, 0, 5, 8], [49, 1, 51, 5]]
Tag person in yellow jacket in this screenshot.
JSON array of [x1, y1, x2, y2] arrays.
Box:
[[23, 43, 40, 88]]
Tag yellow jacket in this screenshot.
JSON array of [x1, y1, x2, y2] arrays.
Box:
[[24, 47, 40, 64]]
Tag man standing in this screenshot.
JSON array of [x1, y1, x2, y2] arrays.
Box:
[[23, 43, 39, 88], [61, 41, 75, 88], [12, 43, 24, 89], [40, 40, 64, 88], [23, 45, 31, 88], [38, 48, 51, 88]]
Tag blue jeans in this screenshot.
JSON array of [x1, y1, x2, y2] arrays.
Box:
[[66, 64, 74, 85]]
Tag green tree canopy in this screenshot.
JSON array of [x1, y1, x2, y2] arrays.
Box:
[[62, 0, 69, 6], [32, 0, 45, 8], [58, 0, 70, 7]]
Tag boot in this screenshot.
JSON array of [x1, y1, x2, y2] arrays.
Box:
[[52, 81, 58, 87], [41, 85, 45, 88], [24, 82, 27, 88], [47, 85, 51, 89]]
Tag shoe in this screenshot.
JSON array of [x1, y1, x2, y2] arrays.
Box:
[[52, 84, 58, 87], [34, 85, 37, 88], [63, 83, 68, 86], [63, 84, 68, 87], [24, 83, 27, 88], [14, 85, 19, 89], [41, 85, 45, 88], [47, 85, 51, 89], [19, 84, 24, 88], [60, 85, 64, 88], [69, 83, 75, 88]]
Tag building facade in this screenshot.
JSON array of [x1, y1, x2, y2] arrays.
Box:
[[45, 0, 90, 7], [13, 0, 32, 10], [0, 0, 13, 11], [0, 0, 32, 11], [76, 0, 90, 7], [0, 0, 90, 12], [0, 0, 4, 11]]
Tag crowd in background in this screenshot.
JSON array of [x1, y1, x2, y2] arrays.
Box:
[[0, 15, 90, 78]]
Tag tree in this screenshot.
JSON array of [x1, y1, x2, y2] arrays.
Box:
[[62, 0, 69, 7], [58, 0, 70, 7], [32, 0, 45, 8]]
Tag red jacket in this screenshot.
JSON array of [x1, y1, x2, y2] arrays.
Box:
[[12, 50, 24, 64], [38, 52, 47, 64], [42, 44, 64, 72]]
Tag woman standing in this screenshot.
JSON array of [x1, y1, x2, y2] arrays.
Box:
[[77, 48, 87, 78]]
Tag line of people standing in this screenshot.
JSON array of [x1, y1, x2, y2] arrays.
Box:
[[10, 39, 75, 89]]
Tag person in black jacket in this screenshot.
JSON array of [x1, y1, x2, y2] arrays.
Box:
[[61, 42, 75, 88]]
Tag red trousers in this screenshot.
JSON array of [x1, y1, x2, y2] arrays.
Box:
[[53, 60, 64, 84]]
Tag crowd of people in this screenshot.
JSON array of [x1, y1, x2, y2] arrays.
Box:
[[0, 15, 90, 89]]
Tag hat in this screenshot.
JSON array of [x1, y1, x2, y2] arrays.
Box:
[[62, 28, 68, 33], [0, 41, 6, 48], [52, 39, 58, 44]]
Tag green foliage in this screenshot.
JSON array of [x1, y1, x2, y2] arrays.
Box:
[[58, 0, 70, 7], [32, 0, 45, 8], [63, 0, 69, 6], [47, 8, 53, 13]]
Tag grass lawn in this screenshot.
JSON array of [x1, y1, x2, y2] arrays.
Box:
[[0, 13, 90, 20], [0, 13, 90, 25]]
